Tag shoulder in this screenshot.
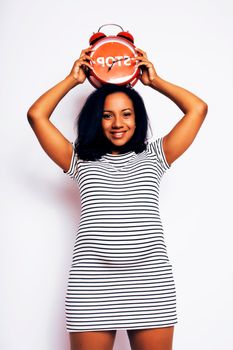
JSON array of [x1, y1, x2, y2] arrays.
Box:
[[145, 136, 171, 171]]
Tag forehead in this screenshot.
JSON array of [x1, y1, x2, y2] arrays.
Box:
[[103, 92, 133, 110]]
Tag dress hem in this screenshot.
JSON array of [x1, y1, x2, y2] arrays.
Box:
[[66, 320, 178, 332]]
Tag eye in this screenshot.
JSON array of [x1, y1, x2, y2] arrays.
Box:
[[123, 112, 132, 117], [102, 114, 112, 119]]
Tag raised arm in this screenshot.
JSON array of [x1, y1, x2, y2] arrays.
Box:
[[135, 48, 208, 166], [27, 47, 93, 172]]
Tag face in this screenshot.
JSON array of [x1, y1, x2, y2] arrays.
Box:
[[101, 92, 136, 154]]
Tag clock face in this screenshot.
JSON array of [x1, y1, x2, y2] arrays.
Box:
[[88, 36, 140, 86]]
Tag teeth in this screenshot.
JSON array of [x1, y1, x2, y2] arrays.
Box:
[[113, 132, 124, 136]]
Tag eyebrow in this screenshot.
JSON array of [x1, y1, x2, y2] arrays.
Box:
[[103, 108, 133, 112]]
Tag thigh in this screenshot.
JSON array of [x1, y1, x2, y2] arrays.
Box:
[[127, 326, 174, 350], [69, 330, 117, 350]]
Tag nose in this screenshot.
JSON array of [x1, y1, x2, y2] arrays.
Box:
[[111, 116, 124, 128]]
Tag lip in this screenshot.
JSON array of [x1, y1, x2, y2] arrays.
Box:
[[111, 131, 127, 139]]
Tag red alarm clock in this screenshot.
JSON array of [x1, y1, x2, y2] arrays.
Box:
[[87, 24, 141, 88]]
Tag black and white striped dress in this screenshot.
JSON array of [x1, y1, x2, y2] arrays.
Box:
[[64, 136, 178, 332]]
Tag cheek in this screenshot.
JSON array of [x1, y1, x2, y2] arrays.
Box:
[[128, 117, 136, 128], [101, 121, 110, 135]]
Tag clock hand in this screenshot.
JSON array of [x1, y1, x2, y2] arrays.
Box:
[[108, 60, 116, 72], [107, 57, 132, 72]]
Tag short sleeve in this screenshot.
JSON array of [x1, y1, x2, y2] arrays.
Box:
[[147, 137, 171, 171], [63, 143, 79, 180]]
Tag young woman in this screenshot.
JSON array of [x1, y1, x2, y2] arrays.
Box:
[[27, 46, 208, 350]]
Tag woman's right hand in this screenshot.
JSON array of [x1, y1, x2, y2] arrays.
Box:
[[67, 46, 94, 85]]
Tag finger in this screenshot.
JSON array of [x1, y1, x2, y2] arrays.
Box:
[[135, 47, 148, 57], [79, 51, 91, 58], [80, 46, 94, 55], [75, 57, 93, 66], [79, 61, 93, 70], [133, 56, 149, 62], [135, 59, 150, 65], [82, 45, 93, 50], [136, 61, 153, 68], [80, 54, 95, 62]]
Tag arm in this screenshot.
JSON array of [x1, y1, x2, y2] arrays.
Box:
[[135, 48, 208, 166], [27, 47, 93, 172]]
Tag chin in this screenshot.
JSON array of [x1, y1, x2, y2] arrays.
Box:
[[111, 138, 127, 144], [111, 138, 133, 149], [103, 133, 134, 150], [108, 134, 133, 144], [111, 139, 130, 147]]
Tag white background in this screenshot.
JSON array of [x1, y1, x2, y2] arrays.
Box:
[[1, 0, 233, 349]]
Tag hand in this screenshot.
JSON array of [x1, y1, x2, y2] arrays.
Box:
[[135, 48, 158, 86], [67, 47, 94, 85]]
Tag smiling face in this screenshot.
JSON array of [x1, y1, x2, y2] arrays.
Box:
[[101, 92, 136, 154]]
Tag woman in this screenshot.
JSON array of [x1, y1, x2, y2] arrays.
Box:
[[27, 46, 208, 350]]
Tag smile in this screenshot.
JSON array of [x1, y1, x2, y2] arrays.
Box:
[[111, 131, 127, 138]]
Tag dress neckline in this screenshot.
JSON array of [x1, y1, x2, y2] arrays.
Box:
[[101, 150, 137, 172], [104, 150, 135, 158]]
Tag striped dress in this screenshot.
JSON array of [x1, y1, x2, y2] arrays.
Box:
[[64, 136, 178, 332]]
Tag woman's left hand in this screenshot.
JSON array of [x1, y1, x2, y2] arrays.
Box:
[[134, 48, 158, 86]]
